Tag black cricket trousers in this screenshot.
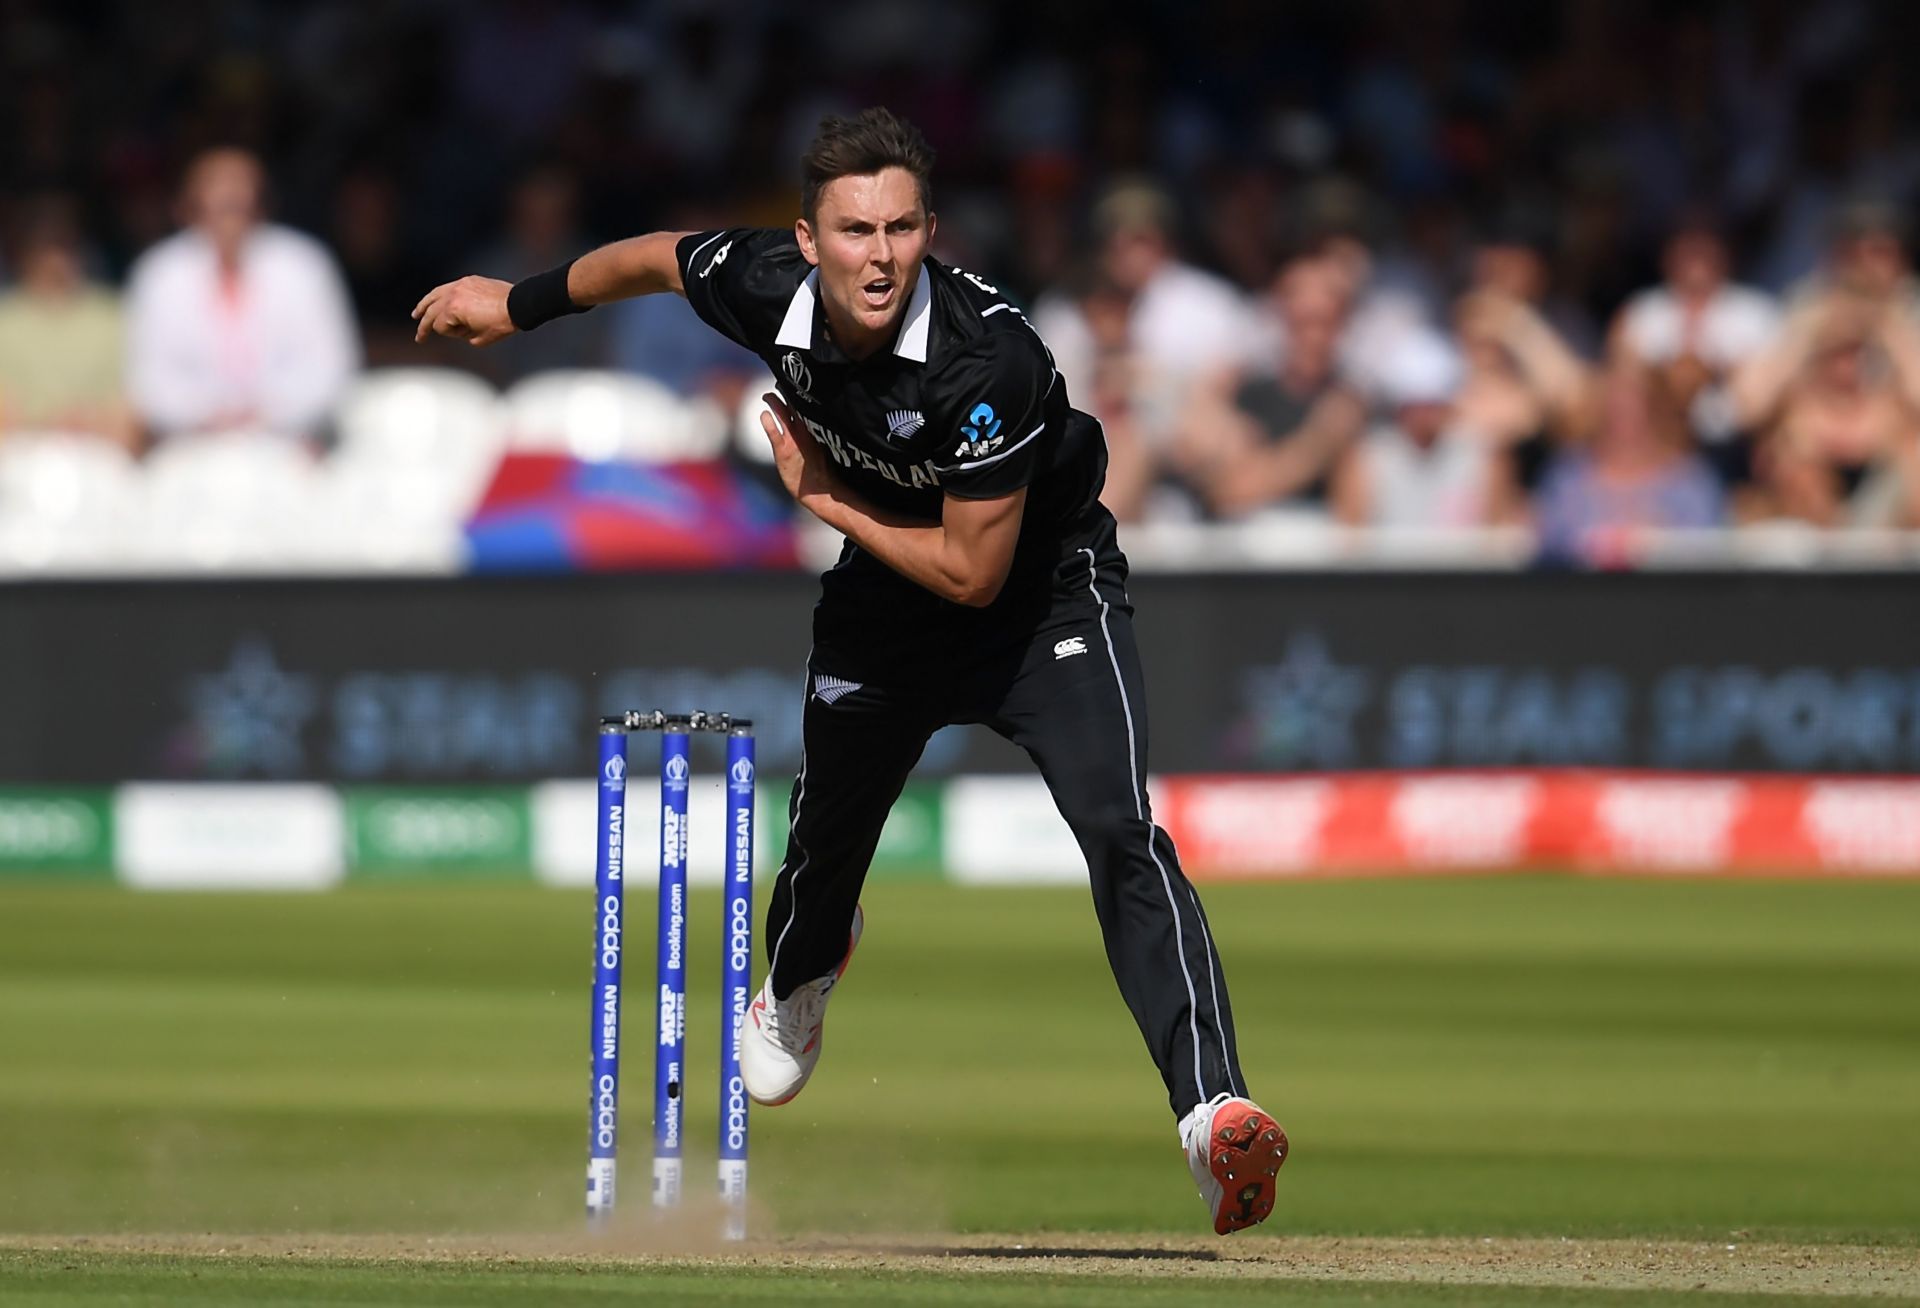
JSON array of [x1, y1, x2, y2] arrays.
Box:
[[762, 526, 1247, 1117]]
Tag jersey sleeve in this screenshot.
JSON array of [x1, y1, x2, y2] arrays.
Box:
[[930, 333, 1056, 500], [674, 228, 803, 353]]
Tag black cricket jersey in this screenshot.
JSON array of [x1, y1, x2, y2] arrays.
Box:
[[688, 235, 1248, 1116], [675, 227, 1116, 643]]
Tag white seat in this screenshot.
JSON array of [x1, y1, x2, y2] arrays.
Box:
[[333, 368, 504, 510], [0, 433, 142, 571], [138, 433, 325, 571], [503, 369, 723, 463], [733, 371, 779, 465], [313, 457, 469, 573]]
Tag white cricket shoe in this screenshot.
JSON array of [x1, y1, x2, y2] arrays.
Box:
[[740, 905, 863, 1106], [1180, 1092, 1288, 1234]]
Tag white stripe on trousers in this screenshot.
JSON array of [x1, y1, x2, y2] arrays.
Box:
[[1187, 883, 1240, 1097], [1080, 547, 1211, 1104]]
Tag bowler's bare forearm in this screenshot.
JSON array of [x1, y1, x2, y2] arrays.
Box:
[[804, 483, 1026, 609], [565, 232, 695, 306], [414, 230, 698, 345]]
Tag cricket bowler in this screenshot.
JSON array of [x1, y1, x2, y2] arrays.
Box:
[[414, 107, 1289, 1234]]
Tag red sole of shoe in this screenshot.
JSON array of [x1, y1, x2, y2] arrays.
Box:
[[1207, 1103, 1289, 1234]]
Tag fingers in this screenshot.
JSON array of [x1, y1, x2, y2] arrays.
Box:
[[762, 392, 794, 433], [411, 283, 459, 339], [412, 291, 441, 343], [414, 294, 461, 344], [414, 278, 495, 344], [759, 407, 790, 448], [767, 393, 820, 447], [411, 291, 477, 345]]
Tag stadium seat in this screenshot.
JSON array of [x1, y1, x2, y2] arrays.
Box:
[[732, 371, 779, 465], [503, 370, 724, 463], [0, 433, 142, 572], [316, 457, 469, 573], [138, 433, 327, 571], [333, 367, 505, 513]]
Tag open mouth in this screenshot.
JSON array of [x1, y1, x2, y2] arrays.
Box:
[[860, 277, 895, 310]]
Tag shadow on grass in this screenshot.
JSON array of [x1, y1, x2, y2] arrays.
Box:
[[885, 1245, 1222, 1263]]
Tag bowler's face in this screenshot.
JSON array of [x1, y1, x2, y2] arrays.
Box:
[[799, 168, 933, 356]]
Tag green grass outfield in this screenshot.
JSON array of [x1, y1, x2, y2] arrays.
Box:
[[0, 876, 1916, 1305]]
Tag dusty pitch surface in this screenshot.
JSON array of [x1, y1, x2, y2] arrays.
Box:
[[7, 1233, 1916, 1298]]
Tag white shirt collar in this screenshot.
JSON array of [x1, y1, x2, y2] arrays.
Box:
[[774, 268, 819, 350], [773, 263, 934, 363], [892, 263, 933, 362]]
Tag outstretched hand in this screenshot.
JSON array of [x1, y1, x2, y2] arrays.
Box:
[[412, 276, 517, 346], [759, 392, 838, 511]]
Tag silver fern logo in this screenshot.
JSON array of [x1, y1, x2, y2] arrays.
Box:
[[812, 673, 863, 705], [885, 409, 925, 442]]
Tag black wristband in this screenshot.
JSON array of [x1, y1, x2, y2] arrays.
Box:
[[506, 261, 588, 332]]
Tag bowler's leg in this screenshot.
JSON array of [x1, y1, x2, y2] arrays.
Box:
[[989, 598, 1245, 1117], [764, 667, 937, 996]]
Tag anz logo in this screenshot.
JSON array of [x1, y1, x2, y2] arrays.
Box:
[[962, 402, 1001, 445], [955, 402, 1006, 459]]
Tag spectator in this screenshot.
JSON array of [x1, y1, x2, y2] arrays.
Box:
[[1786, 198, 1920, 319], [1466, 204, 1601, 359], [1310, 227, 1436, 399], [1535, 363, 1727, 566], [1611, 217, 1781, 449], [1732, 290, 1920, 527], [1072, 277, 1155, 525], [471, 164, 605, 383], [608, 290, 761, 400], [1448, 287, 1594, 492], [1032, 179, 1267, 447], [0, 199, 134, 446], [124, 148, 361, 442], [607, 201, 762, 403], [1168, 256, 1366, 520], [1331, 331, 1518, 531]]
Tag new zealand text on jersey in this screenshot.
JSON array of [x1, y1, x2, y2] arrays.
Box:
[[799, 412, 944, 491]]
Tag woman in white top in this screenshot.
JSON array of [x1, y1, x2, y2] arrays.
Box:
[[124, 149, 361, 442]]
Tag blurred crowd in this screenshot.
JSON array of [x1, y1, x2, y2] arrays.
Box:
[[7, 0, 1920, 566]]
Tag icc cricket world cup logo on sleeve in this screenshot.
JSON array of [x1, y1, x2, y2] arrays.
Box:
[[781, 351, 815, 402]]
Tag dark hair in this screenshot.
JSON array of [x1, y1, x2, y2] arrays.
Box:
[[800, 108, 934, 221]]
